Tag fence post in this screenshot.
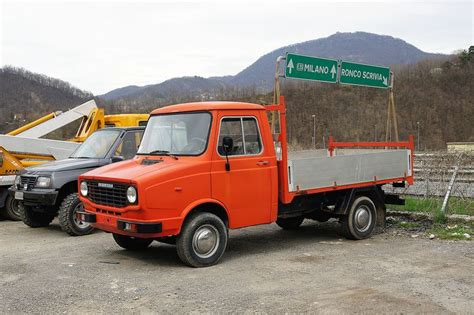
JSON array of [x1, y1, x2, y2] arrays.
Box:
[[423, 160, 430, 198], [440, 165, 459, 214]]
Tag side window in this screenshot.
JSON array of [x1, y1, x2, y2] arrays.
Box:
[[243, 118, 262, 155], [218, 117, 262, 156], [114, 130, 144, 159], [218, 118, 244, 156]]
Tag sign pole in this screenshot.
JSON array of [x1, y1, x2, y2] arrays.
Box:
[[390, 72, 399, 141], [385, 72, 398, 142], [272, 56, 286, 134]]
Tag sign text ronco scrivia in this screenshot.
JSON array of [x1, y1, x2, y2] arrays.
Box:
[[285, 53, 391, 89]]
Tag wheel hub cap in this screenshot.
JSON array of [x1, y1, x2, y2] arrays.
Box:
[[192, 225, 219, 258], [354, 206, 371, 232]]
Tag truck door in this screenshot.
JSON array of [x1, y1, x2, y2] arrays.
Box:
[[211, 113, 273, 228]]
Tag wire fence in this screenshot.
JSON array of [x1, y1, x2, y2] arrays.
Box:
[[385, 152, 474, 216]]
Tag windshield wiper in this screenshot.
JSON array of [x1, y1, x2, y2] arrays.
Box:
[[146, 150, 178, 160]]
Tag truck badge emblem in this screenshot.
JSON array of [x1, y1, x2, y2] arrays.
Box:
[[98, 183, 114, 189]]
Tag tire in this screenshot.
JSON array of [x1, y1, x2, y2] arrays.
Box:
[[113, 233, 153, 250], [176, 213, 228, 268], [58, 193, 94, 236], [341, 196, 377, 240], [4, 195, 22, 221], [19, 202, 55, 228], [276, 216, 304, 230]]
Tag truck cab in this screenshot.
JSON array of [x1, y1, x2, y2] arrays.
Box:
[[10, 127, 144, 235], [79, 100, 413, 267]]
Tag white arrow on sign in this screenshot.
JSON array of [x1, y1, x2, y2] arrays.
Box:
[[383, 76, 388, 86], [330, 65, 337, 79], [287, 59, 294, 74]]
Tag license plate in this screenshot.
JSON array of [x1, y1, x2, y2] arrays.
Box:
[[14, 191, 24, 200]]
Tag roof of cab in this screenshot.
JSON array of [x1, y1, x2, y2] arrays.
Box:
[[150, 101, 265, 115]]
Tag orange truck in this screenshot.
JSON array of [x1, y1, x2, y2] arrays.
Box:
[[78, 96, 414, 267]]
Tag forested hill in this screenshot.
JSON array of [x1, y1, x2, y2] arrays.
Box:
[[229, 32, 446, 90], [0, 66, 92, 133], [101, 50, 473, 150], [280, 52, 473, 150]]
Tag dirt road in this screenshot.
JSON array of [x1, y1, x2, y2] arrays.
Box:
[[1, 219, 473, 313]]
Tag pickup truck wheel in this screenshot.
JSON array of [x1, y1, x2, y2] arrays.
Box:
[[4, 195, 22, 221], [19, 203, 54, 228], [113, 234, 153, 250], [341, 196, 376, 240], [58, 193, 94, 236], [177, 213, 228, 268], [276, 216, 304, 230]]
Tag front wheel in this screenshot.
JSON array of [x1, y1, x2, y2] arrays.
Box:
[[4, 195, 22, 221], [113, 234, 153, 250], [20, 203, 55, 228], [58, 193, 94, 236], [176, 213, 228, 268], [341, 196, 377, 240]]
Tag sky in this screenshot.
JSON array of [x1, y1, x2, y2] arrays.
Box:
[[1, 0, 473, 95]]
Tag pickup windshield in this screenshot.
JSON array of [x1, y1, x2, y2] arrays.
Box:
[[137, 112, 211, 156], [70, 130, 120, 159]]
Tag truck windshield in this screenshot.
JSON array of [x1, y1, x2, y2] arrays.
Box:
[[137, 112, 211, 156], [70, 130, 120, 159]]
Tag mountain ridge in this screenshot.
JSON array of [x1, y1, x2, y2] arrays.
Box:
[[100, 32, 448, 101]]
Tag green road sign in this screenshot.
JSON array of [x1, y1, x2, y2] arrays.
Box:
[[339, 61, 391, 88], [285, 53, 338, 83]]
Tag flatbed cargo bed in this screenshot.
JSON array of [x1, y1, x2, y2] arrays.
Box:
[[287, 148, 412, 192]]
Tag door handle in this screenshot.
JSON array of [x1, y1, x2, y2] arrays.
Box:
[[256, 160, 269, 166]]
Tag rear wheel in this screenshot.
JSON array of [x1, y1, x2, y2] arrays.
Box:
[[276, 216, 304, 230], [19, 203, 55, 228], [341, 196, 376, 240], [177, 213, 228, 268], [58, 193, 94, 236], [113, 234, 153, 250], [4, 195, 22, 221]]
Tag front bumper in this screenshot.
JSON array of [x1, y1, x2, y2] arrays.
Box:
[[9, 187, 58, 206], [78, 211, 163, 234]]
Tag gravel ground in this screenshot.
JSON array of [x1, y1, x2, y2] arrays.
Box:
[[1, 219, 473, 314]]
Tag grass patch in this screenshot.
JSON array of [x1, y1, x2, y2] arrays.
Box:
[[428, 223, 473, 240], [391, 197, 474, 216]]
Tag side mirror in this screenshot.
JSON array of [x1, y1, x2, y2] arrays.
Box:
[[111, 156, 124, 163], [222, 136, 234, 154], [222, 136, 233, 171]]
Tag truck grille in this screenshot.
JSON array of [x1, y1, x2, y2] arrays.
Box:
[[86, 181, 129, 208], [20, 176, 37, 190]]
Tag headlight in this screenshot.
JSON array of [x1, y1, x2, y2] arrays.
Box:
[[35, 176, 51, 188], [14, 175, 21, 186], [80, 181, 88, 196], [126, 186, 137, 204]]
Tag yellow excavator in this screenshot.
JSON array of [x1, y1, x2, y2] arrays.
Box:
[[0, 100, 148, 220]]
